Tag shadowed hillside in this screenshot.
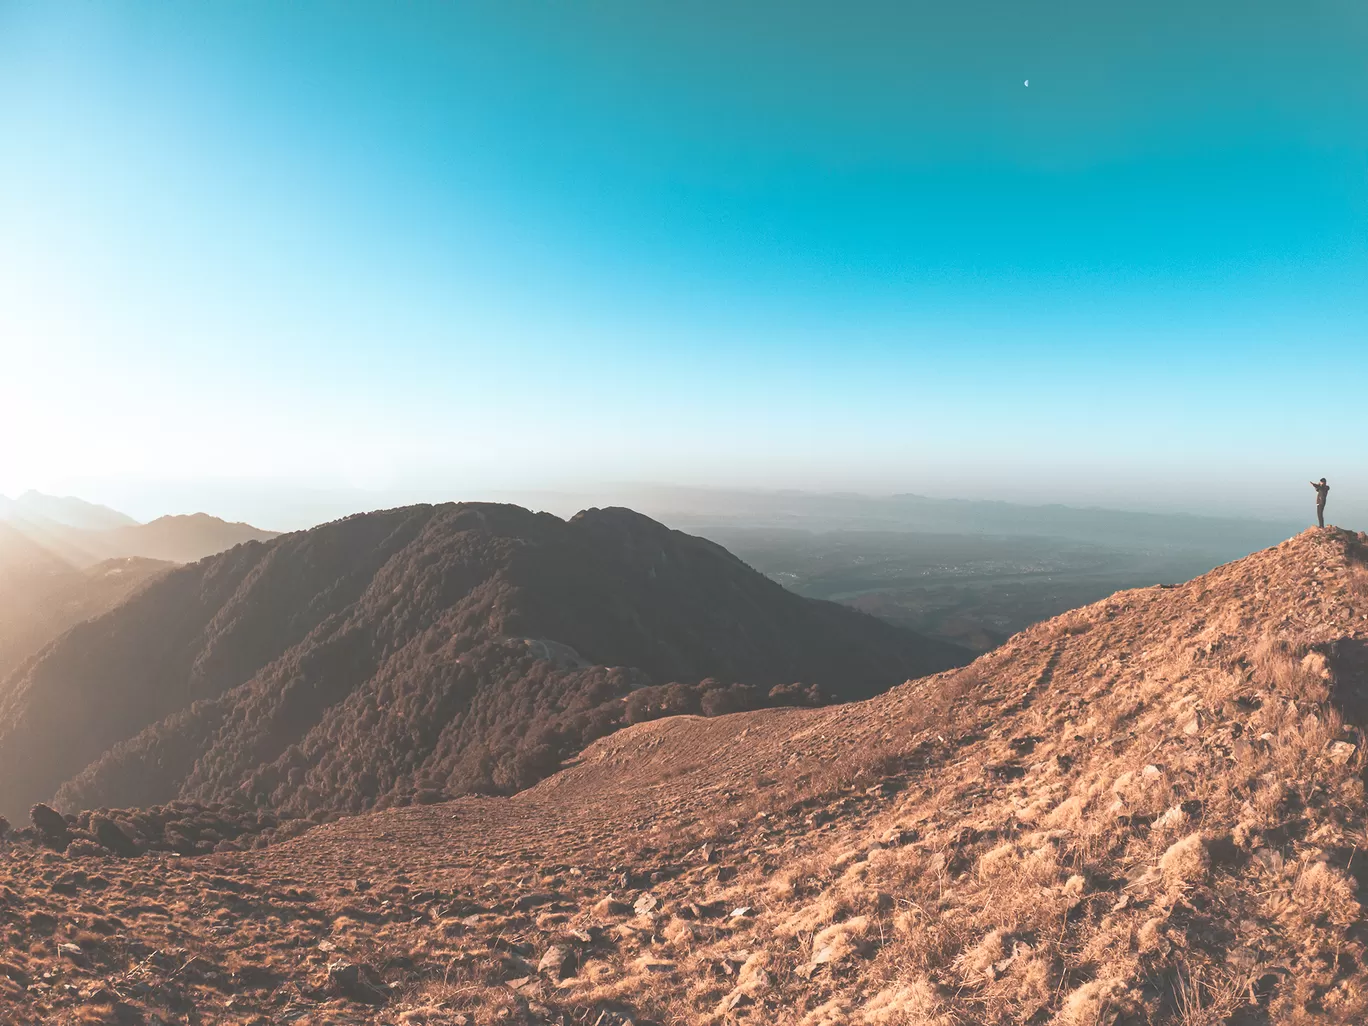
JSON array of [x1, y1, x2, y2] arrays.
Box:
[[0, 502, 967, 822]]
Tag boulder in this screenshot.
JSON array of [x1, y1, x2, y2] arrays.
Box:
[[538, 944, 573, 978], [1328, 740, 1357, 765], [90, 816, 140, 858], [30, 804, 71, 846], [65, 840, 109, 858]]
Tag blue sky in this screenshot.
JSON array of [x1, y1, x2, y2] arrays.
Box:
[[1, 1, 1364, 528]]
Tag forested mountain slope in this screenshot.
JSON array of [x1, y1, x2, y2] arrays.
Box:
[[0, 502, 967, 822]]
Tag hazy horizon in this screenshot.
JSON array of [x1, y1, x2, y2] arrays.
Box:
[[0, 480, 1323, 538], [3, 2, 1365, 529]]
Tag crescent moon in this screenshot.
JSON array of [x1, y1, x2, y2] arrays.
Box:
[[1024, 79, 1029, 87]]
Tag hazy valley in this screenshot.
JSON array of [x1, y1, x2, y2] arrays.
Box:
[[709, 528, 1285, 652]]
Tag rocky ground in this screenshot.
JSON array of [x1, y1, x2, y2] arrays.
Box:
[[4, 527, 1368, 1025]]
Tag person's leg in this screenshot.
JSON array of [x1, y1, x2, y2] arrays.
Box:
[[1318, 505, 1325, 528]]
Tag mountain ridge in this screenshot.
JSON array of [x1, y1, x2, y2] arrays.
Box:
[[4, 490, 139, 531], [0, 490, 279, 567], [91, 511, 279, 563], [0, 501, 968, 822]]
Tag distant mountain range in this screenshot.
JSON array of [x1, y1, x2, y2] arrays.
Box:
[[0, 490, 138, 531], [0, 491, 278, 566], [0, 492, 278, 679], [0, 502, 969, 822]]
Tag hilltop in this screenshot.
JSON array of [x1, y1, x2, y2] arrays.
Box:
[[0, 502, 966, 823], [88, 512, 278, 564], [0, 493, 278, 568], [1, 528, 1365, 1024]]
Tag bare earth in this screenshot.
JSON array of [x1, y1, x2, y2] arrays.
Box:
[[5, 528, 1368, 1025]]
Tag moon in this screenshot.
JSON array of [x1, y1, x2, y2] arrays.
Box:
[[1024, 79, 1029, 87]]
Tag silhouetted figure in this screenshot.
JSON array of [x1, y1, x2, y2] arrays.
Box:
[[1311, 478, 1330, 528]]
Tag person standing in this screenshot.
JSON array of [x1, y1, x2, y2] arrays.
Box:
[[1311, 478, 1330, 528]]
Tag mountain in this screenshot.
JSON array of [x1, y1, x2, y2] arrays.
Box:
[[0, 522, 172, 680], [0, 502, 968, 822], [0, 491, 278, 566], [2, 527, 1364, 1024], [2, 489, 139, 531], [0, 494, 264, 677], [91, 512, 280, 563]]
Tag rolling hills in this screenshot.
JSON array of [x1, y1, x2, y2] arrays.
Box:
[[0, 522, 173, 680], [0, 490, 137, 532], [2, 527, 1365, 1024], [0, 492, 278, 567], [0, 502, 968, 823], [0, 493, 277, 681], [85, 512, 279, 563]]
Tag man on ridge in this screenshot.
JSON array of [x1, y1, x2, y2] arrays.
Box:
[[1311, 477, 1330, 528]]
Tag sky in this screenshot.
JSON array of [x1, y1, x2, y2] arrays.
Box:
[[1, 1, 1365, 530]]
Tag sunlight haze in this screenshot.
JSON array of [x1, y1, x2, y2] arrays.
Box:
[[6, 9, 1368, 1019]]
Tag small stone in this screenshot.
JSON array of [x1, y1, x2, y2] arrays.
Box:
[[327, 960, 389, 1004], [633, 955, 676, 973], [633, 892, 659, 916], [58, 943, 89, 968], [1328, 741, 1356, 765], [232, 963, 280, 989], [537, 945, 572, 979], [514, 892, 558, 911], [729, 906, 754, 919], [881, 827, 917, 846], [592, 897, 631, 917]]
